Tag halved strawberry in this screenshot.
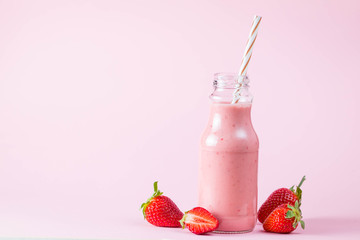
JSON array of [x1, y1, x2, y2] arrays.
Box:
[[180, 207, 219, 235]]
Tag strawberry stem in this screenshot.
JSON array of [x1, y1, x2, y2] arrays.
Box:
[[297, 176, 306, 189], [140, 181, 163, 218], [289, 175, 306, 205], [152, 181, 163, 198]]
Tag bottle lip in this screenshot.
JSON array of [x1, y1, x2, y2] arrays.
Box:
[[214, 72, 248, 88]]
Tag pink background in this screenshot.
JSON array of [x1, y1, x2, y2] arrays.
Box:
[[0, 0, 359, 239]]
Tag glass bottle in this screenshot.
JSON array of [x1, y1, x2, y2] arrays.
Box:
[[198, 73, 259, 233]]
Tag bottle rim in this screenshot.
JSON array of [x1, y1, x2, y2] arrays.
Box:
[[214, 72, 248, 89]]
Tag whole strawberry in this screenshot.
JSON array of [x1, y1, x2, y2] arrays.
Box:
[[180, 207, 219, 235], [258, 176, 306, 223], [263, 200, 305, 233], [140, 181, 183, 227]]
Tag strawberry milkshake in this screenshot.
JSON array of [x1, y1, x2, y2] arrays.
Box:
[[198, 73, 259, 233]]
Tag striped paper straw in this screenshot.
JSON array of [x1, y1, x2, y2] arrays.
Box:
[[232, 15, 262, 104]]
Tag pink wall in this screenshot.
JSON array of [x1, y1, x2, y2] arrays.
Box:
[[0, 0, 359, 238]]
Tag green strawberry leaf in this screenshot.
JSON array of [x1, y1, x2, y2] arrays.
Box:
[[286, 210, 295, 218], [300, 220, 305, 229], [287, 204, 296, 211], [297, 188, 303, 203], [285, 200, 305, 231], [292, 221, 298, 229]]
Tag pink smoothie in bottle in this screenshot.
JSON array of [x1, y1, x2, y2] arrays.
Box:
[[198, 73, 259, 233]]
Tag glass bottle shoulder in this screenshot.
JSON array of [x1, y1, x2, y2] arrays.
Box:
[[200, 103, 259, 152]]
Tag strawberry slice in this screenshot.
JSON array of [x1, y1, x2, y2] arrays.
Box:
[[180, 207, 219, 235]]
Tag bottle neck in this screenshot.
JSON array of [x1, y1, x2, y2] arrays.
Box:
[[210, 73, 253, 104]]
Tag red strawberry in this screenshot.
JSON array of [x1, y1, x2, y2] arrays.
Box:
[[258, 175, 306, 223], [140, 181, 183, 227], [263, 200, 305, 233], [180, 207, 219, 235]]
